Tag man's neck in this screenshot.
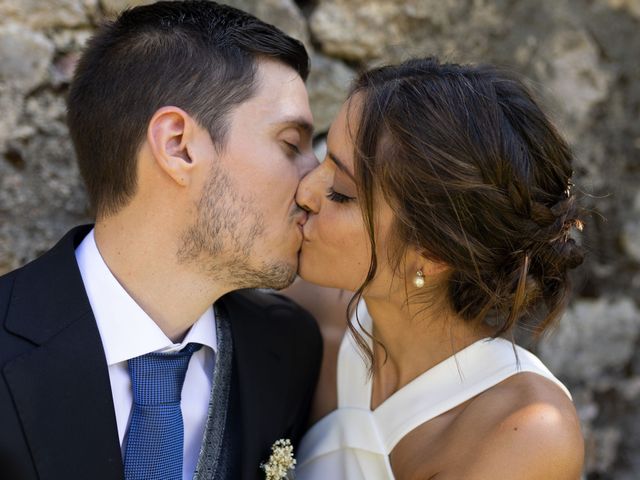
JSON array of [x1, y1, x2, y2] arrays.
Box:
[[94, 220, 230, 342]]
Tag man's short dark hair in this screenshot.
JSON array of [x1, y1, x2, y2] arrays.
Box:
[[67, 0, 309, 218]]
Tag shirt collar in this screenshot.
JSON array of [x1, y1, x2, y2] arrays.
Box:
[[75, 228, 217, 366]]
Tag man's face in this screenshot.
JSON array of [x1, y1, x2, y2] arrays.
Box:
[[179, 59, 316, 290]]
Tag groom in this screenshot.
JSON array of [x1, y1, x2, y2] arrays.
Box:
[[0, 2, 322, 479]]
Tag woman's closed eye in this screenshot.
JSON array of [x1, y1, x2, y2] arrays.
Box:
[[326, 188, 355, 204]]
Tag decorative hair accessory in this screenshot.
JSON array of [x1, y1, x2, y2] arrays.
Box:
[[261, 439, 296, 480], [414, 269, 425, 288], [565, 178, 574, 197]]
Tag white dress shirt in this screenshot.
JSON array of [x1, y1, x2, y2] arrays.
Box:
[[75, 229, 217, 480]]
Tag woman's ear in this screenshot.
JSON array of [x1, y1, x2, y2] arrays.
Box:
[[422, 259, 449, 277], [409, 247, 449, 278], [147, 106, 197, 187]]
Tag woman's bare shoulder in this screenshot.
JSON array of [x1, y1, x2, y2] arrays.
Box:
[[442, 373, 583, 479], [394, 373, 584, 480]]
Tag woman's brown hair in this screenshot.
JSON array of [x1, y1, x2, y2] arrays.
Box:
[[346, 58, 584, 367]]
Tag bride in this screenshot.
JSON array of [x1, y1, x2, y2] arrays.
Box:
[[286, 57, 585, 479]]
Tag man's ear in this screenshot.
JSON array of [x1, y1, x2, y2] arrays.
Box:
[[147, 106, 198, 187]]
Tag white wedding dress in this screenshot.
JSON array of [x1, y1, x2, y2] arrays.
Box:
[[296, 301, 571, 480]]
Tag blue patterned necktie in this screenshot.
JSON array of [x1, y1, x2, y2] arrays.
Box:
[[124, 342, 202, 480]]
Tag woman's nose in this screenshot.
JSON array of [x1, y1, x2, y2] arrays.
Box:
[[295, 165, 322, 214]]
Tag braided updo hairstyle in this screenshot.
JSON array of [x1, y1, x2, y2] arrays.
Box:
[[347, 57, 584, 362]]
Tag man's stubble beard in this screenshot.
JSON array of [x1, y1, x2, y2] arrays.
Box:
[[177, 164, 297, 290]]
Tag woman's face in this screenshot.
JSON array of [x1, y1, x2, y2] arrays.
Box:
[[296, 99, 399, 294]]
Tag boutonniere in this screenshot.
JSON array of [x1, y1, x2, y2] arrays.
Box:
[[261, 438, 296, 480]]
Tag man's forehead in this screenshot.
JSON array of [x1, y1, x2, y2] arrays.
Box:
[[256, 95, 314, 135], [256, 60, 310, 101], [232, 59, 313, 132], [230, 92, 313, 137]]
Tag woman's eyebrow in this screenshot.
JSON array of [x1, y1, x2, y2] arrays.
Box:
[[328, 151, 355, 181]]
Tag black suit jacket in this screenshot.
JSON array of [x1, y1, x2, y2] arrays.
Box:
[[0, 226, 322, 480]]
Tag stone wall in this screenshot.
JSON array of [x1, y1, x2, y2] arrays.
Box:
[[0, 0, 638, 478]]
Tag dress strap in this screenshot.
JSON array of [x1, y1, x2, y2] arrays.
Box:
[[372, 338, 571, 452], [337, 301, 374, 409], [296, 408, 387, 469], [336, 301, 572, 455]]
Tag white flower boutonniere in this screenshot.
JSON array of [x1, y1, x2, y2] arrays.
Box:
[[261, 438, 296, 480]]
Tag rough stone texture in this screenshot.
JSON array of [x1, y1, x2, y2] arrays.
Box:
[[0, 0, 639, 478], [539, 298, 640, 383], [0, 0, 96, 29], [310, 0, 407, 61], [0, 86, 25, 154], [306, 53, 355, 133], [621, 192, 640, 262], [0, 23, 54, 92], [608, 0, 640, 18], [538, 28, 613, 144], [310, 0, 506, 64]]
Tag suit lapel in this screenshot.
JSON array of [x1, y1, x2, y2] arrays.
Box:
[[3, 226, 124, 479], [221, 292, 292, 480]]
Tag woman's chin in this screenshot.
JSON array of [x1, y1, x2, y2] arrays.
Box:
[[298, 248, 363, 291], [298, 256, 335, 288], [297, 262, 324, 286], [297, 267, 353, 293]]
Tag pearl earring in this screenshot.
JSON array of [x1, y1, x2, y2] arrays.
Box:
[[414, 269, 425, 288]]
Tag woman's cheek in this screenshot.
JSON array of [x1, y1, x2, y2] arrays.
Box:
[[317, 208, 344, 247]]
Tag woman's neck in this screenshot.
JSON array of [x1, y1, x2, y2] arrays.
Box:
[[363, 295, 493, 410]]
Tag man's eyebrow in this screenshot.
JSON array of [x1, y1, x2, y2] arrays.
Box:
[[274, 116, 314, 137], [328, 151, 355, 181]]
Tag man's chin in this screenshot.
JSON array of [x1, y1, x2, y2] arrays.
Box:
[[267, 265, 298, 291], [236, 259, 297, 291]]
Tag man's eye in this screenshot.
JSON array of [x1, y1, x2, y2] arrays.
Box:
[[284, 141, 301, 155], [326, 188, 355, 204]]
